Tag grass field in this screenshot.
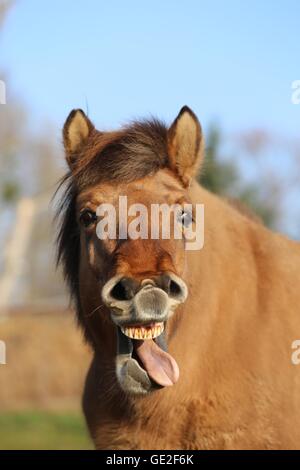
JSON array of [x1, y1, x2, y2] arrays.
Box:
[[0, 411, 93, 450], [0, 310, 93, 449], [0, 310, 91, 410]]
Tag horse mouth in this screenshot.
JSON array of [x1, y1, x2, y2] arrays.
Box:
[[116, 322, 179, 395]]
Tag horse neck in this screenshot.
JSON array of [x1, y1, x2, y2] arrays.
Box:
[[174, 182, 262, 348]]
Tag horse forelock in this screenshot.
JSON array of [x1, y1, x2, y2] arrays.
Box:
[[72, 117, 169, 188]]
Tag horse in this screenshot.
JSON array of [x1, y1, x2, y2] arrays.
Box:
[[56, 106, 300, 449]]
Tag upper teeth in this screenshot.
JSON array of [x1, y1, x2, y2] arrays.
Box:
[[121, 322, 164, 340]]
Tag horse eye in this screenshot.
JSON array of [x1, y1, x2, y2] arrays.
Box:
[[79, 209, 97, 228], [179, 210, 193, 227]]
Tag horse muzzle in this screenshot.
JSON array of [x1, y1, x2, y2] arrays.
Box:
[[101, 273, 188, 395]]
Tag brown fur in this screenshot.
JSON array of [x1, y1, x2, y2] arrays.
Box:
[[56, 108, 300, 449]]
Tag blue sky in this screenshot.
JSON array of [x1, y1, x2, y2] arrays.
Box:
[[0, 0, 299, 237], [1, 0, 300, 136]]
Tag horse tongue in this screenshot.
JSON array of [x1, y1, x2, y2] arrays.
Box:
[[135, 339, 179, 387]]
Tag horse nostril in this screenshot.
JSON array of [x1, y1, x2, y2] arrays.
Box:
[[109, 278, 138, 301], [159, 274, 187, 301], [169, 280, 182, 298], [105, 274, 187, 305]]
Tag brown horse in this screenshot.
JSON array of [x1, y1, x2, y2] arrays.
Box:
[[57, 106, 300, 449]]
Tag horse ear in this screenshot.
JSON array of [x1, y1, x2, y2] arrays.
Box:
[[63, 109, 95, 168], [167, 106, 204, 187]]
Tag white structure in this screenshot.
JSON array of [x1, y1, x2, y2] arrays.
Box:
[[0, 193, 67, 315]]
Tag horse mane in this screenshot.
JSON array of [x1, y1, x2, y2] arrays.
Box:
[[55, 118, 169, 314], [69, 118, 169, 188]]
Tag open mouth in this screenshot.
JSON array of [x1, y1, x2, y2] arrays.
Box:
[[103, 273, 188, 394], [116, 321, 179, 394]]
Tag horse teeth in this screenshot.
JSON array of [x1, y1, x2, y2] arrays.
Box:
[[121, 322, 164, 339]]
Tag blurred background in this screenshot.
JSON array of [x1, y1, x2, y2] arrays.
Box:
[[0, 0, 299, 449]]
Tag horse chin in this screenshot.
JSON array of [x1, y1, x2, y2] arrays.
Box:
[[115, 326, 168, 395]]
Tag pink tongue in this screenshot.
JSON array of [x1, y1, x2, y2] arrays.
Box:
[[135, 340, 179, 387]]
